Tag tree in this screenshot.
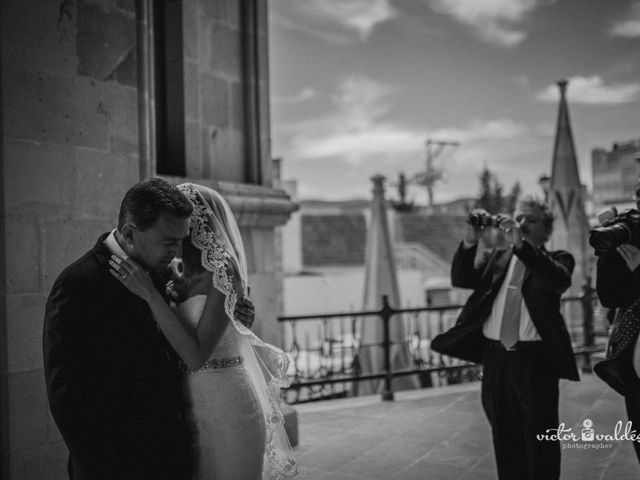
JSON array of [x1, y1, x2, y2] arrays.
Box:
[[505, 181, 522, 214], [475, 168, 521, 215]]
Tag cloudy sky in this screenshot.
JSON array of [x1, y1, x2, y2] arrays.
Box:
[[268, 0, 640, 205]]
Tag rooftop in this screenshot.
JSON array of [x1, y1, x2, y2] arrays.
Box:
[[396, 213, 468, 265], [300, 212, 466, 268]]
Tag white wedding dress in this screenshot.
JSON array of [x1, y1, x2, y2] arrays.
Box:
[[172, 182, 297, 480], [178, 295, 296, 480]]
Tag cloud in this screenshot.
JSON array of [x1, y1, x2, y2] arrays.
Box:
[[610, 1, 640, 38], [272, 88, 317, 105], [286, 134, 549, 203], [279, 74, 528, 167], [270, 0, 397, 42], [270, 12, 354, 44], [274, 74, 533, 204], [513, 75, 532, 88], [291, 126, 424, 162], [331, 75, 396, 129], [274, 75, 396, 137], [427, 119, 528, 143], [537, 76, 640, 105], [427, 0, 542, 47], [611, 20, 640, 37], [284, 75, 411, 162]]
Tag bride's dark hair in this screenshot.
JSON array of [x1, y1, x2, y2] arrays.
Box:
[[181, 237, 206, 277]]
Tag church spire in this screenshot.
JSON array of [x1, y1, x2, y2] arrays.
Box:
[[548, 79, 592, 292], [550, 80, 582, 200]]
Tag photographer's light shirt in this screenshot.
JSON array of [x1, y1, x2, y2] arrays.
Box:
[[483, 254, 541, 342], [104, 229, 129, 260]]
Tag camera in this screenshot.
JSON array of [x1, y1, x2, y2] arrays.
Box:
[[467, 211, 504, 228], [589, 208, 640, 255]]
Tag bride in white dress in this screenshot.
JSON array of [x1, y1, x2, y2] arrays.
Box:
[[109, 182, 297, 480]]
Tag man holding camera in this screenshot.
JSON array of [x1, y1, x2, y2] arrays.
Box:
[[432, 197, 578, 480], [592, 208, 640, 464]]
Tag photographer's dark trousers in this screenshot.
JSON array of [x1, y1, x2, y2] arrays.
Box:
[[481, 340, 560, 480], [617, 347, 640, 463]]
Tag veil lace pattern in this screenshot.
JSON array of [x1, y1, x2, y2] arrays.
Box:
[[178, 183, 297, 479]]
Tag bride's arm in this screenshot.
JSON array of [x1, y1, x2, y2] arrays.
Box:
[[109, 255, 230, 371], [148, 282, 230, 371]]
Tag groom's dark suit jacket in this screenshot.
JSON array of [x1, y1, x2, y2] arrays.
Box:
[[43, 234, 192, 480], [432, 240, 580, 381]]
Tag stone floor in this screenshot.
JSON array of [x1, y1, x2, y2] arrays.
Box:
[[292, 372, 639, 479]]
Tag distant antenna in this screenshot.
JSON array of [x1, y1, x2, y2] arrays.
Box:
[[412, 139, 460, 206]]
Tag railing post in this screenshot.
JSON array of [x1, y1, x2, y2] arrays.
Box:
[[380, 295, 395, 401], [351, 316, 361, 397], [581, 279, 595, 371]]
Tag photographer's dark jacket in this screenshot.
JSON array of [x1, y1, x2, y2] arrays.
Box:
[[597, 249, 640, 312], [432, 240, 579, 381], [593, 249, 640, 395], [43, 234, 192, 480]]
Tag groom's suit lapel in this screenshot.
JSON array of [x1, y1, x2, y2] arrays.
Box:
[[90, 234, 177, 359]]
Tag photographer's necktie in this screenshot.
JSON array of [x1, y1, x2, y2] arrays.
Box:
[[500, 258, 526, 349]]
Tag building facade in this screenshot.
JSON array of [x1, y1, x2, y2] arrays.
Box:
[[280, 192, 468, 317], [592, 138, 640, 210], [0, 0, 295, 477]]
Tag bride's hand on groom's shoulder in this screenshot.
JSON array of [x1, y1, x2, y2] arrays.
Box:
[[166, 270, 210, 305], [109, 255, 157, 303], [165, 277, 191, 304], [235, 295, 255, 329]]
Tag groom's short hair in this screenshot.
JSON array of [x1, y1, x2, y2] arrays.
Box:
[[118, 178, 193, 231]]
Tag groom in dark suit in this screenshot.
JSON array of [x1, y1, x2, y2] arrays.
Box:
[[432, 197, 579, 480], [44, 178, 195, 479]]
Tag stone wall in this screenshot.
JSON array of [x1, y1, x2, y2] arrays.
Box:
[[2, 1, 139, 477], [0, 0, 293, 477], [185, 0, 244, 180]]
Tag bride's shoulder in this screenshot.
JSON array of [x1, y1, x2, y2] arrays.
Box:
[[176, 293, 207, 319], [184, 293, 208, 302], [186, 271, 212, 296]]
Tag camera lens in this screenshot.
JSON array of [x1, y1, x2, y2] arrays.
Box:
[[589, 224, 632, 254]]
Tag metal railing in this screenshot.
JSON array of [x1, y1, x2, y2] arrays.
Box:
[[278, 284, 608, 405]]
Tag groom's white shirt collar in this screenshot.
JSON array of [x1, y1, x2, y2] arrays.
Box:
[[104, 229, 129, 260]]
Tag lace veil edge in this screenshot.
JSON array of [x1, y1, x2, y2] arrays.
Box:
[[177, 182, 297, 478]]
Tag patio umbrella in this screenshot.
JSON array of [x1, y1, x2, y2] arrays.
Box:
[[358, 175, 420, 395]]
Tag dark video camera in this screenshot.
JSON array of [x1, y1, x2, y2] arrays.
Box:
[[467, 211, 504, 228], [589, 208, 640, 256]]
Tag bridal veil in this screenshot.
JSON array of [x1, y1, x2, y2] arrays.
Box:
[[177, 182, 297, 479]]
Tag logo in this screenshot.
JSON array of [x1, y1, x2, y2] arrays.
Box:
[[581, 419, 594, 441], [537, 418, 640, 451]]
